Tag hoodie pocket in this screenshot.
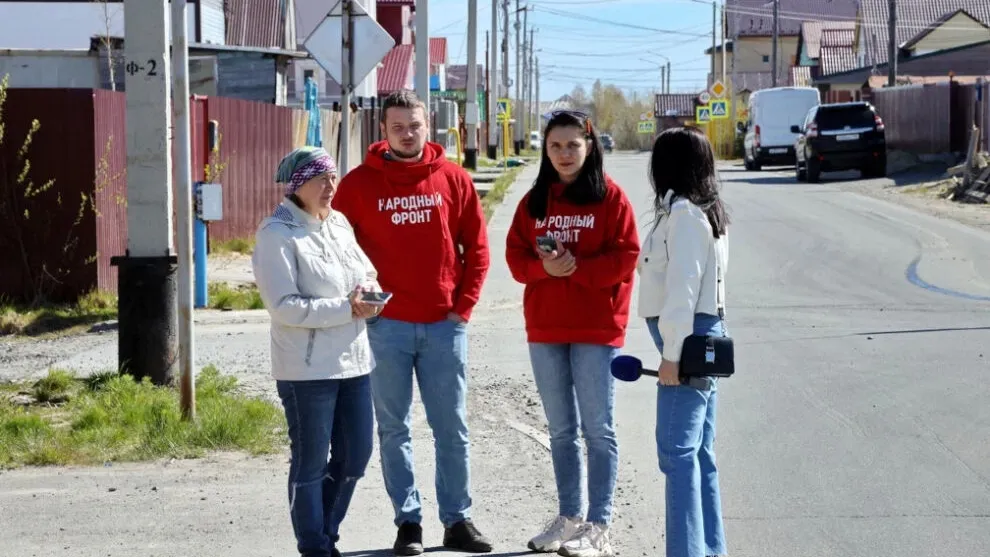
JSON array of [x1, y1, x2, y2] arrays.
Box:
[[304, 330, 316, 366]]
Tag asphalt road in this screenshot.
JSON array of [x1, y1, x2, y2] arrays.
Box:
[[2, 153, 989, 557]]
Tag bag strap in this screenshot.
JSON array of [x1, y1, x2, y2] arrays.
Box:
[[716, 253, 726, 322]]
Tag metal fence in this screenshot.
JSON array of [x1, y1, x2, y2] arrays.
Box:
[[0, 89, 383, 302]]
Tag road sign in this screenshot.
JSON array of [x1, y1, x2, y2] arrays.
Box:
[[637, 121, 656, 134], [496, 98, 511, 122], [303, 1, 396, 88], [710, 80, 726, 98], [710, 99, 729, 119], [696, 105, 712, 123], [699, 91, 711, 105], [639, 112, 648, 121]]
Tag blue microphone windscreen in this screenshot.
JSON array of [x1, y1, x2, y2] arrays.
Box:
[[611, 355, 642, 382]]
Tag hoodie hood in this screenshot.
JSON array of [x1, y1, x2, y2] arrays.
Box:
[[362, 140, 448, 186]]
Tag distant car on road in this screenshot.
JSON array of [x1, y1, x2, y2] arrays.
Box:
[[529, 130, 541, 151], [600, 133, 614, 153], [792, 101, 887, 183], [740, 86, 821, 170]]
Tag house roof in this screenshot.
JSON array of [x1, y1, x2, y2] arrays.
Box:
[[859, 0, 990, 66], [378, 44, 414, 94], [225, 0, 287, 49], [430, 37, 447, 66], [727, 0, 858, 38], [654, 94, 698, 117], [445, 64, 485, 90], [819, 28, 857, 76], [800, 20, 856, 59], [378, 0, 415, 5], [814, 39, 990, 85], [900, 8, 990, 50]]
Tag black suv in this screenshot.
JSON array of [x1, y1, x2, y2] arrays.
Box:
[[792, 102, 886, 183], [600, 133, 615, 153]]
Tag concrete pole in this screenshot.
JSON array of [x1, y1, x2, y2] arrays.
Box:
[[488, 2, 499, 159], [171, 0, 195, 419], [513, 0, 521, 155], [535, 56, 539, 130], [415, 0, 430, 127], [502, 0, 509, 109], [340, 0, 353, 174], [772, 0, 779, 87], [115, 0, 177, 386], [465, 0, 479, 169], [527, 26, 534, 141]]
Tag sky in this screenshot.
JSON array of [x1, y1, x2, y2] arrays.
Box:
[[427, 0, 721, 102]]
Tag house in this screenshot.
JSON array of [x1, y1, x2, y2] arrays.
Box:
[[812, 1, 990, 99], [0, 0, 302, 104], [654, 93, 701, 130], [794, 20, 857, 79], [718, 0, 859, 94]]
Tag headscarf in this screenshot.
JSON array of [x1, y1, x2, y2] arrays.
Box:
[[274, 147, 337, 196]]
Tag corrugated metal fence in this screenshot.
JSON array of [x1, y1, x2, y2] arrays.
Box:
[[0, 89, 382, 302]]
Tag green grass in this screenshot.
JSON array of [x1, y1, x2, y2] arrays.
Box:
[[211, 237, 255, 255], [0, 291, 117, 337], [0, 367, 285, 469], [208, 282, 264, 311], [481, 166, 524, 222]]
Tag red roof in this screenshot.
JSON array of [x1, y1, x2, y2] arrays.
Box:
[[378, 44, 414, 94], [378, 0, 415, 4], [430, 37, 448, 66]]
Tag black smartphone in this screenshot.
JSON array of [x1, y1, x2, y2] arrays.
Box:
[[536, 235, 557, 253], [360, 291, 393, 305]]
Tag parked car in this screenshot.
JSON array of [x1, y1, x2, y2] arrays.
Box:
[[600, 133, 614, 153], [740, 86, 821, 170], [792, 101, 887, 183]]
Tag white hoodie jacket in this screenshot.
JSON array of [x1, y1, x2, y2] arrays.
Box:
[[637, 190, 728, 362], [252, 199, 378, 381]]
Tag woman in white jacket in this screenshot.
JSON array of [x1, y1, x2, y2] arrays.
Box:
[[637, 128, 730, 557], [252, 147, 385, 557]]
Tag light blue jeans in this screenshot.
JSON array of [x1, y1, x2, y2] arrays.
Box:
[[365, 316, 472, 527], [528, 343, 619, 525], [646, 313, 727, 557]]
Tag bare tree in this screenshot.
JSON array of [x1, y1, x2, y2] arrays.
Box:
[[94, 0, 117, 91]]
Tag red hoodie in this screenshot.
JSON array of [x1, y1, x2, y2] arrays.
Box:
[[332, 140, 490, 323], [505, 177, 640, 347]]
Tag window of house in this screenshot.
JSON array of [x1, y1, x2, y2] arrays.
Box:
[[762, 55, 770, 63]]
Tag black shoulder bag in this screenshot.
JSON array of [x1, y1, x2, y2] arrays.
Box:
[[678, 260, 735, 379]]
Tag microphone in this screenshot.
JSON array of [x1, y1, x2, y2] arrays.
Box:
[[610, 355, 658, 382]]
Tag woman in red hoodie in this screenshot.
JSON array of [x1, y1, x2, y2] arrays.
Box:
[[505, 111, 640, 557]]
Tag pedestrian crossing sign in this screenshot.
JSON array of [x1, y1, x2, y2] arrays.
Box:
[[696, 105, 712, 123], [497, 98, 511, 122], [710, 99, 729, 120]]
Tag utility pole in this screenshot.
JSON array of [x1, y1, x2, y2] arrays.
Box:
[[661, 66, 666, 95], [528, 25, 534, 141], [513, 0, 522, 154], [114, 0, 176, 387], [667, 61, 671, 93], [771, 0, 779, 87], [340, 0, 354, 174], [887, 0, 897, 86], [465, 0, 479, 169], [502, 0, 509, 114], [488, 1, 499, 159], [171, 0, 195, 420], [721, 2, 727, 85], [535, 57, 540, 131], [711, 1, 717, 87], [415, 0, 430, 124]]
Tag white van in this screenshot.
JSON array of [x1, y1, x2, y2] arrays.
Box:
[[741, 87, 821, 170]]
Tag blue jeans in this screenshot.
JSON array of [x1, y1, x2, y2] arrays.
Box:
[[366, 316, 472, 527], [646, 313, 727, 557], [528, 343, 619, 525], [276, 375, 374, 557]]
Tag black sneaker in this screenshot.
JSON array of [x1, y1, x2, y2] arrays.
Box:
[[393, 522, 424, 556], [443, 520, 494, 553]]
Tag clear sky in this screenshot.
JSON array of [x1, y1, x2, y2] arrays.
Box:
[[427, 0, 721, 102]]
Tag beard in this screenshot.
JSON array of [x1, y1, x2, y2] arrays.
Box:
[[388, 140, 424, 160]]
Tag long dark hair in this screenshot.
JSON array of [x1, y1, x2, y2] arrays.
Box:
[[648, 127, 729, 238], [526, 110, 607, 220]]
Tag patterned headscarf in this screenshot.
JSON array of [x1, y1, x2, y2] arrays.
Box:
[[275, 147, 337, 196]]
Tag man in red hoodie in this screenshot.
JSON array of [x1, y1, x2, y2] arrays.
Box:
[[331, 90, 492, 555]]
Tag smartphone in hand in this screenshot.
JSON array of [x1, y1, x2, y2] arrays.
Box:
[[359, 291, 393, 305], [536, 235, 557, 254]]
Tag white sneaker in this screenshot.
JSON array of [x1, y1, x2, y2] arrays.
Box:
[[527, 515, 583, 553], [557, 522, 613, 557]]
